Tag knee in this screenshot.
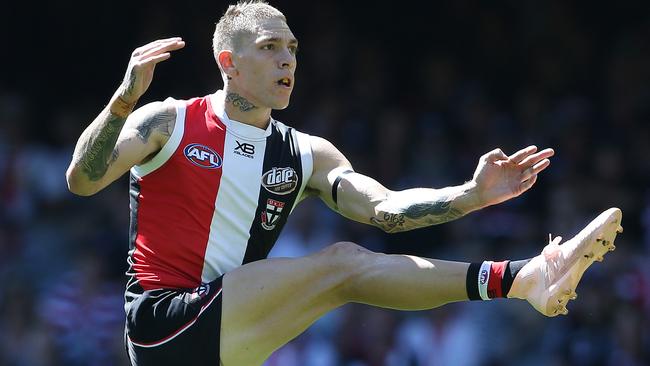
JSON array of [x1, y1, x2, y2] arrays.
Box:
[[317, 241, 374, 275], [316, 242, 378, 300], [322, 240, 370, 259]]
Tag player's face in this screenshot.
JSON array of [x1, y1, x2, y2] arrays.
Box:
[[232, 18, 298, 110]]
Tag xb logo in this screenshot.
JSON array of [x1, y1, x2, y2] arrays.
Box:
[[235, 141, 255, 154], [234, 141, 255, 159]]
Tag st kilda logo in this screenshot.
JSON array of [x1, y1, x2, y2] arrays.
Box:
[[261, 198, 285, 230], [261, 167, 298, 195], [184, 143, 223, 169]]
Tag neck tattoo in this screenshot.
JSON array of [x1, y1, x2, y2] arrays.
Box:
[[226, 92, 257, 112]]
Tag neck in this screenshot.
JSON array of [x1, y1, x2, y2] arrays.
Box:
[[223, 89, 271, 129]]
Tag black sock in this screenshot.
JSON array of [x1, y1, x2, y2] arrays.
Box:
[[466, 262, 482, 301], [466, 259, 532, 300], [502, 259, 531, 297]]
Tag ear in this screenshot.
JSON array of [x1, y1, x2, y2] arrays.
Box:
[[218, 50, 237, 79]]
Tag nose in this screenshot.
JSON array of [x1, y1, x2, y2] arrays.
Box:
[[278, 49, 295, 70]]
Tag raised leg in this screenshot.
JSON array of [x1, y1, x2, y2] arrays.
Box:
[[219, 207, 624, 365], [220, 242, 470, 365]]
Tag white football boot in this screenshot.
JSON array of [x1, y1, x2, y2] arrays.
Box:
[[508, 207, 623, 317]]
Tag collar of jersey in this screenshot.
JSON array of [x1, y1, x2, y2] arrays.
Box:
[[209, 90, 273, 140]]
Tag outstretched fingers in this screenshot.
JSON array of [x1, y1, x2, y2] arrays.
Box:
[[118, 37, 186, 104], [518, 148, 555, 169], [143, 52, 172, 64], [521, 157, 551, 181], [508, 145, 538, 164], [518, 153, 552, 193], [514, 147, 554, 195], [139, 40, 185, 63], [132, 37, 183, 57]]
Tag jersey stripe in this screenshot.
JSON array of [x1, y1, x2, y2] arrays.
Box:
[[130, 98, 226, 290], [242, 123, 304, 264], [201, 129, 266, 281]]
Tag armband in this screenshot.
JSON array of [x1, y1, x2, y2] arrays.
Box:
[[330, 168, 354, 205]]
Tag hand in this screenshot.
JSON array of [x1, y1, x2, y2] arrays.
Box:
[[118, 37, 186, 105], [471, 145, 554, 208]]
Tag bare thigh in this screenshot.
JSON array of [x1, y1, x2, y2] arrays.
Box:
[[218, 241, 470, 365], [219, 243, 361, 365]]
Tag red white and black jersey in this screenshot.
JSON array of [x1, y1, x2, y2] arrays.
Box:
[[125, 90, 313, 296]]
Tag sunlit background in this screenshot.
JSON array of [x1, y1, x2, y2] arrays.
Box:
[[2, 1, 649, 365]]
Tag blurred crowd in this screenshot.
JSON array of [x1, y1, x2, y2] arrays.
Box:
[[1, 0, 649, 365]]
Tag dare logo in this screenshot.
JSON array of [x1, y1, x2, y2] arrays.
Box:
[[184, 143, 223, 169], [261, 167, 298, 195]]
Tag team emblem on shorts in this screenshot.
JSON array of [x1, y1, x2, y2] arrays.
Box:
[[188, 283, 210, 301], [261, 198, 285, 230], [261, 167, 298, 195]]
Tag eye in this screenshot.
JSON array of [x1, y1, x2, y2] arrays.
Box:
[[261, 44, 274, 50], [289, 45, 298, 55]]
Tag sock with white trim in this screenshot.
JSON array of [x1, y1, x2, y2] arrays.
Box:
[[466, 259, 531, 300]]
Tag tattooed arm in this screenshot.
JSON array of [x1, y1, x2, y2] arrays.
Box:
[[368, 186, 476, 233], [66, 37, 185, 196], [66, 100, 175, 196], [305, 136, 478, 233], [337, 177, 478, 233], [306, 136, 554, 233]]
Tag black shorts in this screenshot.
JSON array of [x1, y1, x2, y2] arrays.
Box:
[[125, 276, 224, 366]]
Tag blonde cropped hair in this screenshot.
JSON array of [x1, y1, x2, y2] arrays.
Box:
[[213, 0, 286, 58]]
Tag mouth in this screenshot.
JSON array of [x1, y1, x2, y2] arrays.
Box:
[[276, 77, 292, 88]]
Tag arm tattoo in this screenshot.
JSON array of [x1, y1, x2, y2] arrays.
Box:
[[77, 106, 173, 181], [122, 68, 137, 99], [225, 92, 257, 112], [135, 109, 174, 143], [371, 195, 466, 233], [79, 112, 125, 181]]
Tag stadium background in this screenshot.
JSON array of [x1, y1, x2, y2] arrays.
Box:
[[1, 0, 649, 365]]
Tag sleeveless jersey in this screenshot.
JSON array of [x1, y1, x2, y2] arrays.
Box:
[[125, 90, 313, 295]]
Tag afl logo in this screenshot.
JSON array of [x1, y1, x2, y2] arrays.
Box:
[[479, 269, 488, 285], [261, 167, 298, 195], [184, 143, 223, 169]]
